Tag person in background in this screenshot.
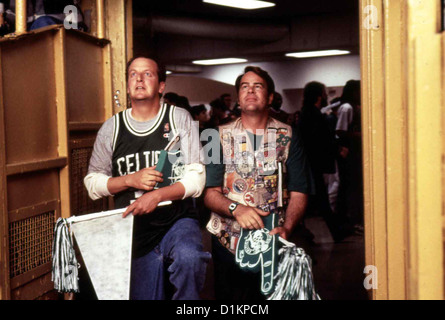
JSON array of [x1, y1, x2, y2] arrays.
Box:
[[220, 93, 239, 121], [176, 95, 192, 114], [190, 104, 210, 134], [269, 91, 291, 124], [320, 97, 342, 215], [220, 93, 232, 111], [298, 81, 352, 242], [207, 97, 230, 128], [163, 92, 180, 106], [335, 80, 363, 233]]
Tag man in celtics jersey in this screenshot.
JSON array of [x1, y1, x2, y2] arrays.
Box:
[[84, 55, 210, 300]]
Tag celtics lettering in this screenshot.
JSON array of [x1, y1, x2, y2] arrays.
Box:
[[116, 151, 161, 176]]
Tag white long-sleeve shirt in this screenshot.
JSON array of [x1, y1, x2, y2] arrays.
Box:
[[335, 103, 353, 132]]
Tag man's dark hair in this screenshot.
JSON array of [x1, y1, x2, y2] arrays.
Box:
[[235, 66, 275, 95], [190, 104, 207, 118], [210, 98, 227, 111], [340, 80, 361, 107], [176, 96, 191, 112], [126, 55, 167, 83], [163, 92, 180, 104], [271, 92, 283, 111], [303, 81, 326, 108], [220, 93, 231, 99]]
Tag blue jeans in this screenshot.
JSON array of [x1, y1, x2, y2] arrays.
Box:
[[130, 218, 211, 300]]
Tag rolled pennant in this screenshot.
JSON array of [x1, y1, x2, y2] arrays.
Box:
[[154, 149, 184, 188], [155, 132, 185, 189]]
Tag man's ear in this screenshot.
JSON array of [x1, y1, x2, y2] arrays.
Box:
[[159, 82, 166, 94], [268, 93, 274, 105]]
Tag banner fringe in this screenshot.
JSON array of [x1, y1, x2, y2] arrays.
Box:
[[267, 239, 320, 300], [51, 218, 80, 293]]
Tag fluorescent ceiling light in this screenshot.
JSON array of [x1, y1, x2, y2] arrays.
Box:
[[193, 58, 247, 65], [166, 70, 172, 75], [203, 0, 275, 10], [286, 50, 351, 58]]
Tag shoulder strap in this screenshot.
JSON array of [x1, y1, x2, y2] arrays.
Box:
[[112, 111, 122, 152], [169, 104, 178, 136]]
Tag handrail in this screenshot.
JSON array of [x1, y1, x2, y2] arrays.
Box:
[[96, 0, 104, 39], [15, 0, 27, 34]]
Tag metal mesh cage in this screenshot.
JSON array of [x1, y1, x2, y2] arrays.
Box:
[[71, 146, 107, 215], [9, 211, 55, 278]]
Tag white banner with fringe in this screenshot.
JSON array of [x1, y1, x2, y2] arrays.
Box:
[[52, 208, 133, 300]]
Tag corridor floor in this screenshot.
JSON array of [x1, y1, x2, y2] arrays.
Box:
[[200, 216, 369, 300]]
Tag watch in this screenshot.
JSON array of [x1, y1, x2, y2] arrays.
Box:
[[228, 202, 239, 217]]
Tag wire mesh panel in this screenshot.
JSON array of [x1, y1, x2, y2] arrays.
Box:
[[9, 211, 55, 278], [71, 145, 108, 215]]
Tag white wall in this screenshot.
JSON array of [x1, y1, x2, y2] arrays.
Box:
[[173, 54, 361, 113], [164, 76, 236, 108]]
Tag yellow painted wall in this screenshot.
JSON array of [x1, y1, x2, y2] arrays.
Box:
[[360, 0, 444, 300]]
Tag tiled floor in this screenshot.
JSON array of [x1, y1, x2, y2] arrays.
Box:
[[303, 217, 368, 300]]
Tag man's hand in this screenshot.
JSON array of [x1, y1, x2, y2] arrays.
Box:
[[107, 166, 164, 196], [269, 226, 291, 240], [339, 146, 349, 159], [233, 205, 270, 230], [125, 166, 163, 191], [123, 191, 162, 218]]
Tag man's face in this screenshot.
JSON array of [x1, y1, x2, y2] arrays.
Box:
[[321, 90, 328, 108], [238, 71, 273, 114], [127, 58, 165, 102], [223, 96, 232, 108], [197, 110, 210, 123]]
